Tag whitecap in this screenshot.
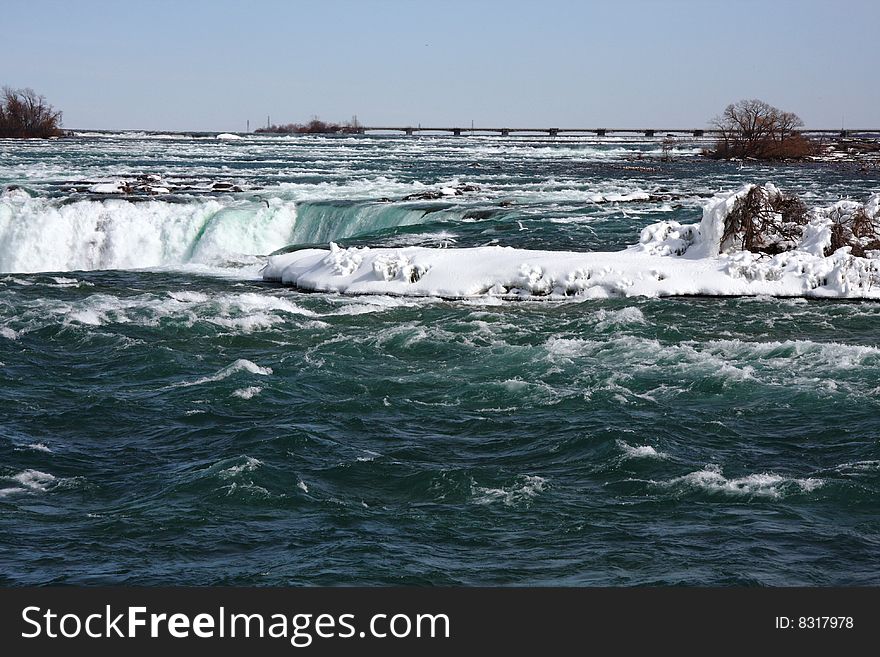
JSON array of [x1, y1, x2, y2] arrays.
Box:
[[49, 276, 89, 288], [656, 464, 822, 498], [472, 475, 548, 506], [232, 386, 263, 399], [68, 309, 105, 326], [834, 460, 880, 474], [0, 469, 57, 497], [594, 306, 646, 330], [219, 456, 263, 479], [617, 440, 666, 460], [173, 359, 273, 388], [223, 482, 271, 498], [168, 290, 210, 303]]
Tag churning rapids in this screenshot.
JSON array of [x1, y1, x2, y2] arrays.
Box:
[[1, 132, 878, 585]]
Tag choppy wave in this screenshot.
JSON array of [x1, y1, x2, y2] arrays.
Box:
[[471, 475, 548, 506], [0, 287, 405, 337], [617, 440, 667, 460], [174, 359, 273, 388], [0, 469, 58, 498], [654, 464, 823, 499]]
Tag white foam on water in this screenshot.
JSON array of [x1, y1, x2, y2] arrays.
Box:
[[617, 440, 667, 460], [27, 443, 52, 453], [219, 456, 263, 479], [356, 449, 381, 462], [656, 464, 823, 499], [208, 315, 283, 332], [168, 290, 210, 303], [472, 475, 548, 506], [72, 131, 191, 140], [1, 276, 33, 286], [68, 309, 105, 326], [296, 480, 309, 493], [834, 460, 880, 474], [0, 469, 57, 497], [223, 481, 271, 498], [274, 176, 435, 202], [232, 386, 263, 399], [383, 230, 459, 247], [299, 319, 331, 330], [216, 292, 317, 317], [0, 326, 17, 340], [328, 294, 429, 316], [49, 276, 87, 288], [594, 307, 646, 330], [543, 336, 598, 360], [15, 291, 316, 335], [543, 334, 880, 394], [704, 339, 880, 371], [174, 359, 273, 388]]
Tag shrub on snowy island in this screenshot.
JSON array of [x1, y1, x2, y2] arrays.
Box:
[[255, 118, 360, 135], [719, 185, 880, 257], [721, 186, 809, 254], [707, 99, 817, 160], [639, 183, 880, 260], [826, 202, 880, 257], [0, 87, 64, 138]]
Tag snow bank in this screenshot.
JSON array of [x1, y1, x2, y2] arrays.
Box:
[[264, 185, 880, 300]]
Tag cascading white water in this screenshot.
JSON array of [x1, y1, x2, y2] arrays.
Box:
[[0, 189, 447, 273], [0, 190, 298, 272]]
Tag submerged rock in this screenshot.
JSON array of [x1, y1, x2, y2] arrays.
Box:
[[76, 175, 251, 198], [401, 183, 480, 201]]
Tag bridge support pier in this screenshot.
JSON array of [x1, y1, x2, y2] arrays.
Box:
[[500, 128, 510, 136], [596, 129, 607, 137], [644, 129, 655, 137], [404, 128, 414, 136], [693, 129, 704, 137], [548, 128, 559, 137], [452, 128, 461, 136]]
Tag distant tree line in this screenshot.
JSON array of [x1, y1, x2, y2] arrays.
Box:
[[707, 99, 816, 160], [255, 117, 361, 135], [0, 87, 64, 138]]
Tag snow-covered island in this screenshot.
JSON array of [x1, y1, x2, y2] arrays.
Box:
[[263, 184, 880, 300]]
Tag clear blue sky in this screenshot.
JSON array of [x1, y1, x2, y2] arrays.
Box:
[[2, 0, 877, 131]]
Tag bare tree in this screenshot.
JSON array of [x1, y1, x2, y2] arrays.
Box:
[[774, 110, 804, 143], [710, 99, 813, 160], [0, 87, 64, 138]]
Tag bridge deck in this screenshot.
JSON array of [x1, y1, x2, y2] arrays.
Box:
[[359, 127, 878, 137]]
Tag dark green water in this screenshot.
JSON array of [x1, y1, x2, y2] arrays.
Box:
[[1, 134, 878, 585]]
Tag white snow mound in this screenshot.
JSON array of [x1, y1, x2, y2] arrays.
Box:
[[263, 184, 880, 300]]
